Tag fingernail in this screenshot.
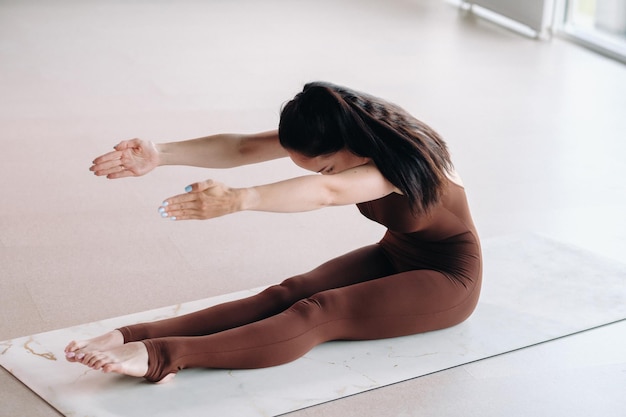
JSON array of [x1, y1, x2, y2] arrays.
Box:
[[161, 212, 168, 218], [76, 353, 85, 360], [158, 207, 166, 213], [170, 216, 177, 221], [66, 352, 75, 358], [161, 201, 169, 207], [185, 185, 192, 192]]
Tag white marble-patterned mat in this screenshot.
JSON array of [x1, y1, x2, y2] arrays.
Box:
[[1, 234, 625, 417]]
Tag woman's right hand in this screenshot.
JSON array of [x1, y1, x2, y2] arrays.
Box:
[[90, 138, 160, 179]]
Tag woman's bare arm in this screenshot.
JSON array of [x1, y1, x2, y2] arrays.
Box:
[[90, 130, 286, 179], [241, 162, 396, 212], [159, 162, 398, 220], [156, 130, 287, 168]]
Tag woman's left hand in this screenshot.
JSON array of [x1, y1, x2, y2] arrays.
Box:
[[159, 179, 242, 221]]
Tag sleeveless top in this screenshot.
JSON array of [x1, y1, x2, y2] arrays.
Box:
[[357, 181, 482, 286]]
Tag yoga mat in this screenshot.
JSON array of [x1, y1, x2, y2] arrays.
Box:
[[1, 234, 625, 417]]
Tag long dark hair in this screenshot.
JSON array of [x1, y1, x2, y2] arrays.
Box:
[[279, 81, 453, 214]]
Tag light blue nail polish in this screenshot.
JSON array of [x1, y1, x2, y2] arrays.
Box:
[[170, 216, 177, 221], [158, 207, 166, 213], [185, 185, 192, 192], [161, 201, 169, 207], [161, 212, 168, 218]]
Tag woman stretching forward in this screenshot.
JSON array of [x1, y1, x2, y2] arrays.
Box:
[[65, 81, 482, 383]]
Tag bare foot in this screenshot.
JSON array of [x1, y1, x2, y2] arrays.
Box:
[[83, 342, 148, 376], [81, 342, 175, 383], [65, 330, 124, 363]]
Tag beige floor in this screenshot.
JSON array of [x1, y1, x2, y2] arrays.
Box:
[[1, 0, 625, 416]]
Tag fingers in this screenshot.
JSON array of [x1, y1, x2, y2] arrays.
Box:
[[90, 149, 126, 177], [91, 139, 143, 177], [91, 159, 125, 176], [113, 138, 141, 151], [113, 141, 128, 151], [106, 170, 135, 180], [158, 194, 202, 221], [162, 190, 198, 207], [92, 150, 122, 165], [186, 179, 215, 192], [158, 180, 221, 221]]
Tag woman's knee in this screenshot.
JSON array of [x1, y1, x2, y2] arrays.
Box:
[[259, 275, 309, 306], [290, 291, 344, 320]]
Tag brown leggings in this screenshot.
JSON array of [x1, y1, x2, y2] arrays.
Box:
[[118, 244, 481, 382]]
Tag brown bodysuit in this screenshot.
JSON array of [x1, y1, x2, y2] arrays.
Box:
[[119, 180, 482, 382]]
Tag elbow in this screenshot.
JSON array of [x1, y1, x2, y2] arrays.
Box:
[[231, 136, 250, 166]]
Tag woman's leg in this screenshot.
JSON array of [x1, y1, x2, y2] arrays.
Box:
[[67, 245, 395, 360], [126, 268, 481, 382], [118, 244, 395, 342]]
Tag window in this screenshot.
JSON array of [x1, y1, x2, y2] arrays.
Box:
[[559, 0, 626, 62]]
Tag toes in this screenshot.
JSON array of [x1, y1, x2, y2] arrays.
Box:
[[65, 340, 89, 362], [64, 340, 77, 353], [65, 350, 86, 363], [102, 362, 121, 374], [65, 340, 87, 353], [82, 352, 96, 368], [84, 352, 107, 370]]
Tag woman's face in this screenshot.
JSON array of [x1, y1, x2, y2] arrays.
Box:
[[288, 149, 371, 175]]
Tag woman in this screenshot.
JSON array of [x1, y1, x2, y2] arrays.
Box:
[[65, 81, 482, 383]]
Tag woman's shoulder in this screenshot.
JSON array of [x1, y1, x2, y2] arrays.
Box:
[[446, 169, 464, 188]]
